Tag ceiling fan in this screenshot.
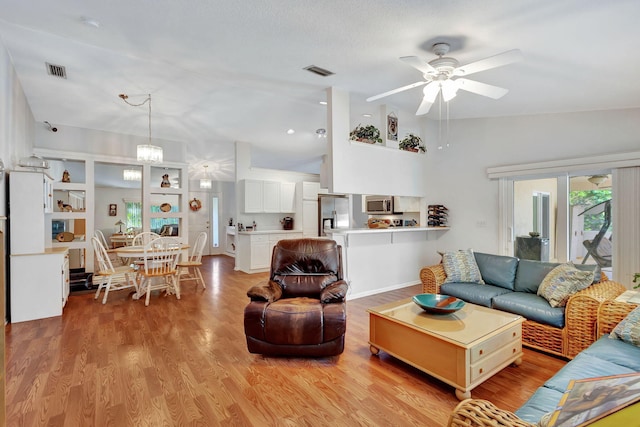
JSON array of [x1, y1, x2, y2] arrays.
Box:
[[367, 43, 523, 115]]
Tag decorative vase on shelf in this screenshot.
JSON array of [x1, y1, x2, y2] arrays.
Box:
[[350, 124, 382, 145], [399, 133, 426, 153]]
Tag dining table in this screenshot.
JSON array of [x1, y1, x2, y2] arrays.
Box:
[[114, 244, 190, 262]]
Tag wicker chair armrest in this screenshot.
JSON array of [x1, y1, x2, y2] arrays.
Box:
[[448, 399, 535, 427], [564, 280, 627, 358], [420, 264, 447, 294], [597, 299, 638, 336]]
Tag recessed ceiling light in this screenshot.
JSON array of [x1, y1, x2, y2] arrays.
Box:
[[287, 129, 295, 135], [319, 101, 327, 105], [363, 114, 372, 118]]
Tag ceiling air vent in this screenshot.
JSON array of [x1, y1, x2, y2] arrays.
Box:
[[46, 62, 67, 79], [303, 65, 334, 77]]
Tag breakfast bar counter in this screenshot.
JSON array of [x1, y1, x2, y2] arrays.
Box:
[[325, 227, 449, 299]]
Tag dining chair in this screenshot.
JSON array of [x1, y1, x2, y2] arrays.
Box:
[[137, 237, 182, 306], [92, 236, 138, 304], [176, 231, 207, 289], [132, 231, 160, 247], [94, 229, 124, 265]]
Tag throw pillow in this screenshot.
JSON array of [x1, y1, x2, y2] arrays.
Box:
[[537, 262, 594, 307], [610, 305, 640, 347], [441, 249, 485, 284]]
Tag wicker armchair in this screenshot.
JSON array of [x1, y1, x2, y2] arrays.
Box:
[[448, 399, 535, 427], [420, 264, 626, 358]]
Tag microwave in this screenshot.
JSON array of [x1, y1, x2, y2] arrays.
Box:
[[365, 196, 393, 214]]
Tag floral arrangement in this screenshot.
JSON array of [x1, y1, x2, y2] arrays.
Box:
[[399, 133, 426, 152], [350, 124, 382, 144]]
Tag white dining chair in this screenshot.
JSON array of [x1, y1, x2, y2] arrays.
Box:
[[94, 229, 123, 265], [131, 231, 160, 247], [137, 237, 182, 306], [92, 236, 138, 304], [176, 231, 207, 289]]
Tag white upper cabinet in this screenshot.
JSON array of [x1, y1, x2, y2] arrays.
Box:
[[302, 181, 320, 200], [394, 196, 422, 213], [280, 182, 296, 213], [262, 181, 281, 213], [243, 179, 296, 213]]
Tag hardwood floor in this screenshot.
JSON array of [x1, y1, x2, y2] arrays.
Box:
[[5, 255, 566, 426]]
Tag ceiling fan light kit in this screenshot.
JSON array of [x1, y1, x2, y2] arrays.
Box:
[[367, 42, 523, 116]]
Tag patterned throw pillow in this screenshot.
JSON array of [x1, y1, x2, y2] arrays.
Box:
[[537, 262, 594, 307], [441, 249, 485, 284], [610, 305, 640, 347]]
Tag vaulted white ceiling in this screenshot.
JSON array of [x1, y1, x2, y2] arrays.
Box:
[[2, 0, 639, 182]]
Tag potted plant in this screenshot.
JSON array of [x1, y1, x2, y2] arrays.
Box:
[[399, 133, 426, 153], [633, 273, 640, 288], [350, 124, 382, 144]]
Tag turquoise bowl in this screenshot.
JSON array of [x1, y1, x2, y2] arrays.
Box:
[[412, 293, 465, 314]]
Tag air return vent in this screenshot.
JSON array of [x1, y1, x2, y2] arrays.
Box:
[[303, 65, 334, 77], [46, 62, 67, 79]]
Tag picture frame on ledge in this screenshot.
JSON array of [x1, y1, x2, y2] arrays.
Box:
[[387, 113, 398, 141]]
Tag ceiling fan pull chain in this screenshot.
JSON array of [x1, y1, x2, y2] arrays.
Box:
[[446, 100, 451, 148], [438, 93, 443, 150]]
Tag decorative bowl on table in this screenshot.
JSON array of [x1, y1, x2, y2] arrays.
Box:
[[412, 293, 465, 314]]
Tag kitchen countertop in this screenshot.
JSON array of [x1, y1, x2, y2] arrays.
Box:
[[237, 229, 303, 235], [324, 226, 449, 235]]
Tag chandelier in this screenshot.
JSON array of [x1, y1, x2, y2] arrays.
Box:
[[119, 93, 163, 163], [200, 164, 212, 189]]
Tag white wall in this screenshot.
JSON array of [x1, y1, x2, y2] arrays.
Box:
[[428, 108, 640, 256], [0, 41, 35, 216], [94, 187, 141, 235], [35, 124, 186, 163]]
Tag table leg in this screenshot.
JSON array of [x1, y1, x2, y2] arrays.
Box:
[[369, 345, 380, 355], [455, 388, 471, 401]]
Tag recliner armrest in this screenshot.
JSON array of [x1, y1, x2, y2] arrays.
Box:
[[247, 280, 283, 302], [320, 280, 349, 303]]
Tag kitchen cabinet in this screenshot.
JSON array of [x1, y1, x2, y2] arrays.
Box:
[[10, 247, 69, 323], [280, 181, 296, 212], [9, 171, 52, 254], [262, 181, 281, 213], [302, 200, 318, 237], [302, 181, 321, 200], [235, 231, 303, 273], [394, 196, 422, 213], [242, 179, 296, 213]]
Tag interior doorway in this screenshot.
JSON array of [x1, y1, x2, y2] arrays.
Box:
[[188, 191, 222, 256]]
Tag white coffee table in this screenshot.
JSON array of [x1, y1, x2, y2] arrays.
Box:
[[368, 298, 524, 400]]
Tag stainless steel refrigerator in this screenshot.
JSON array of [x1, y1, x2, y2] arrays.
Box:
[[318, 194, 350, 236]]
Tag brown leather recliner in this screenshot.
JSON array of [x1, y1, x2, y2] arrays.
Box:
[[244, 238, 348, 357]]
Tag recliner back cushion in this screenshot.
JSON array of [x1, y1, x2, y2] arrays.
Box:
[[474, 252, 518, 290], [514, 260, 601, 293], [270, 238, 342, 298]]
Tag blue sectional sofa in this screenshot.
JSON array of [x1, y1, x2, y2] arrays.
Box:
[[420, 252, 626, 358], [448, 300, 640, 426]]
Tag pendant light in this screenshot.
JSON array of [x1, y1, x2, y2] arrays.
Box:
[[123, 169, 141, 181], [119, 93, 163, 163], [200, 165, 212, 189]]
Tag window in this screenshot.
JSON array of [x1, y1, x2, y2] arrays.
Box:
[[125, 201, 142, 230]]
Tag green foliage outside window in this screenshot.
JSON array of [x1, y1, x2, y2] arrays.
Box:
[[569, 189, 612, 232]]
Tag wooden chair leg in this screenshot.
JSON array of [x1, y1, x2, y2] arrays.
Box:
[[195, 267, 205, 289]]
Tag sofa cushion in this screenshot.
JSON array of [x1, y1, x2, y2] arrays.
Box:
[[441, 249, 485, 284], [537, 263, 594, 308], [544, 352, 637, 393], [492, 292, 565, 328], [514, 387, 564, 424], [585, 336, 640, 371], [610, 305, 640, 347], [473, 252, 518, 290], [514, 260, 600, 294], [440, 282, 511, 308]]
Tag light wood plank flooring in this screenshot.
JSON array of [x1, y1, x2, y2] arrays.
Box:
[[5, 255, 566, 426]]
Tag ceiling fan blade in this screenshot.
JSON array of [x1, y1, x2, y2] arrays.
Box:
[[415, 83, 441, 115], [366, 81, 427, 102], [400, 56, 437, 75], [453, 49, 523, 77], [455, 78, 509, 99]]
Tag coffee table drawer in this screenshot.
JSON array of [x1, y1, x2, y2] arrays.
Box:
[[470, 339, 522, 382], [470, 324, 522, 364]]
